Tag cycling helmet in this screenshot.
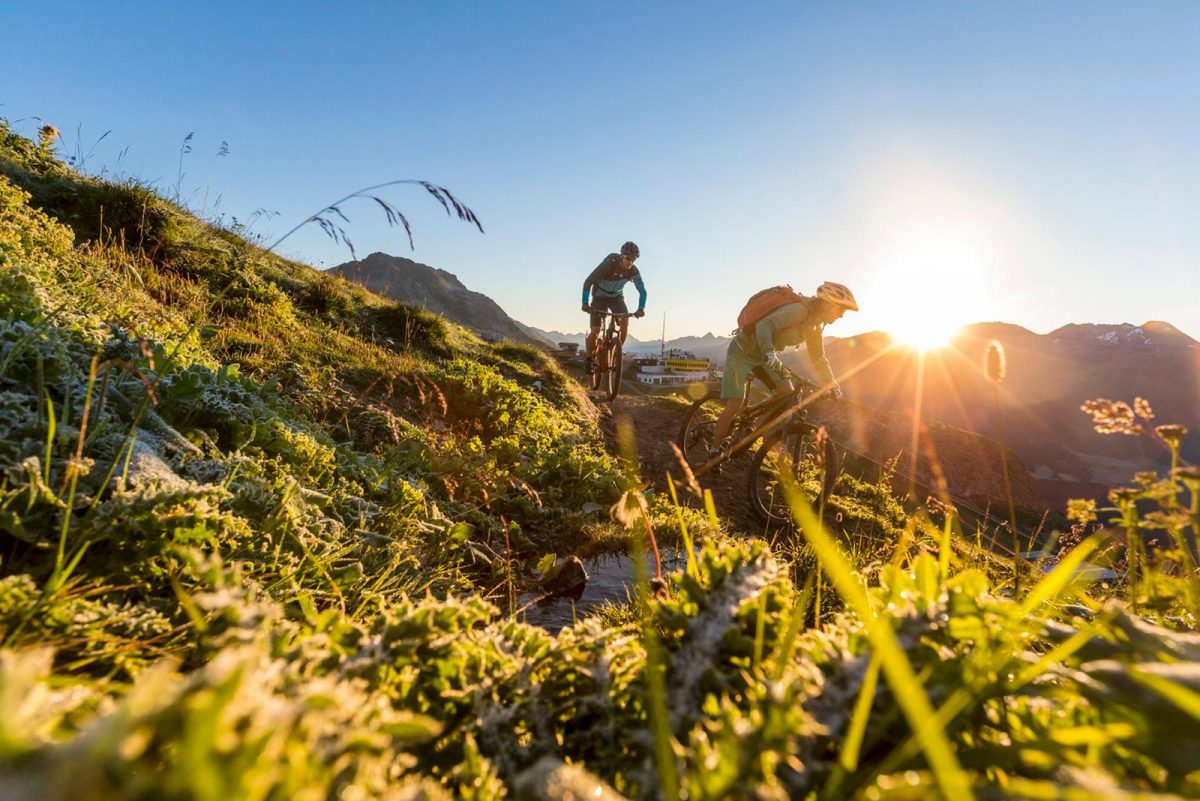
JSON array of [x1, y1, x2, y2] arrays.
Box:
[[816, 281, 859, 311], [620, 241, 640, 258]]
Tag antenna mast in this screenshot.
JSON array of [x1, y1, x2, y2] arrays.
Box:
[[661, 312, 666, 358]]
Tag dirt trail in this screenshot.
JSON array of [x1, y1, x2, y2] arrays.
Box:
[[591, 391, 767, 536]]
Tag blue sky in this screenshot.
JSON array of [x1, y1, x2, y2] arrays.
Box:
[[3, 2, 1199, 340]]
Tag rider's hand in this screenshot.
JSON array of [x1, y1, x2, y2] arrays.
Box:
[[581, 304, 591, 313], [829, 383, 844, 400], [634, 309, 645, 318]]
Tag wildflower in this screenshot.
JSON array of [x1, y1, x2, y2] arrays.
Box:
[[1134, 397, 1154, 420], [1132, 471, 1159, 487], [37, 124, 59, 147], [1108, 487, 1141, 506], [1066, 498, 1097, 526], [1155, 424, 1188, 447], [984, 340, 1006, 383], [1174, 466, 1200, 489], [1142, 510, 1192, 530], [1081, 398, 1143, 436]]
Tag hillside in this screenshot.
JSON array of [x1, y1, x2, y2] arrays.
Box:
[[2, 121, 1199, 800], [332, 252, 552, 347]]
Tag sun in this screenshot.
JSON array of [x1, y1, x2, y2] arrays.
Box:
[[860, 231, 990, 351]]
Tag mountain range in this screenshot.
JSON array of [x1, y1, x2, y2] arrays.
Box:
[[806, 321, 1199, 509], [336, 252, 1197, 511]]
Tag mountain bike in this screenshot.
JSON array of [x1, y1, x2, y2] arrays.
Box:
[[588, 309, 630, 401], [676, 365, 842, 524]]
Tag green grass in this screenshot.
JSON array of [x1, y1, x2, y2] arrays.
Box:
[[1, 120, 1199, 800]]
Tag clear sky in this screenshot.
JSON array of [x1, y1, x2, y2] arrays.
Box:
[[4, 2, 1199, 341]]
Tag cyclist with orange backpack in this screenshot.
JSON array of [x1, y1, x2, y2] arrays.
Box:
[[581, 241, 647, 373], [711, 281, 858, 449]]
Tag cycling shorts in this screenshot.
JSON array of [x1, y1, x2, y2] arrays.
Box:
[[589, 294, 628, 328], [720, 338, 788, 399]]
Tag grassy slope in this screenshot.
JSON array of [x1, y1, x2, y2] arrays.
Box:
[[1, 123, 1199, 800]]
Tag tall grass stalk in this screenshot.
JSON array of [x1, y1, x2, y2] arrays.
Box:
[[628, 532, 679, 800], [780, 474, 974, 800], [665, 475, 699, 580], [985, 340, 1021, 590], [50, 354, 100, 587], [937, 512, 953, 582], [821, 652, 881, 800], [41, 389, 56, 484], [770, 571, 816, 683], [615, 417, 678, 799]]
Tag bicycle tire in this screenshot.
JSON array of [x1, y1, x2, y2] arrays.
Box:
[[606, 339, 623, 400], [747, 430, 842, 525], [590, 346, 604, 391], [676, 391, 724, 468]]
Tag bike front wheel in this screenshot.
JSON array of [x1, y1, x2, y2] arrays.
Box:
[[606, 339, 623, 400], [747, 429, 842, 525], [676, 391, 723, 468]]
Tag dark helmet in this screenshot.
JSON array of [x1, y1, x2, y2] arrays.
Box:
[[620, 241, 640, 258]]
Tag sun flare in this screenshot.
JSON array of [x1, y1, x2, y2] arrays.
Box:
[[862, 230, 990, 351]]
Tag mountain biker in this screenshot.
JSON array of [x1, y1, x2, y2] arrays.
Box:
[[581, 241, 647, 373], [711, 281, 858, 451]]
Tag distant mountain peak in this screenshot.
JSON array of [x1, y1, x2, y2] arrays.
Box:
[[332, 253, 550, 347]]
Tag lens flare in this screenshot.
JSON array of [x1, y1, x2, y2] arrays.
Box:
[[862, 230, 989, 351]]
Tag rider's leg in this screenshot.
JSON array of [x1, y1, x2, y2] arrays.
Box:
[[713, 397, 743, 443], [713, 341, 751, 445], [618, 317, 629, 344], [585, 302, 603, 369]]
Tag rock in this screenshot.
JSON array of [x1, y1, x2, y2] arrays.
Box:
[[540, 556, 588, 598], [512, 756, 628, 801], [122, 430, 189, 491]]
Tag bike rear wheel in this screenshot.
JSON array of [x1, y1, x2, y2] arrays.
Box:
[[747, 429, 842, 525], [606, 339, 623, 400]]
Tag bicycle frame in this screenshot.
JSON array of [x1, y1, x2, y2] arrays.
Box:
[[696, 370, 820, 475], [590, 310, 631, 399]]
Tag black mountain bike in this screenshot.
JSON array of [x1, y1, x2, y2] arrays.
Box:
[[676, 366, 842, 524], [588, 309, 630, 401]]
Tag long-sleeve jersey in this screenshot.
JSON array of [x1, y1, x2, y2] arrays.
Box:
[[733, 297, 835, 386], [581, 254, 647, 311]]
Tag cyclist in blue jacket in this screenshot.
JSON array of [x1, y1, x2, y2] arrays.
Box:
[[581, 241, 647, 373]]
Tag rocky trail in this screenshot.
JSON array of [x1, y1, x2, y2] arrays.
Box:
[[590, 391, 771, 536]]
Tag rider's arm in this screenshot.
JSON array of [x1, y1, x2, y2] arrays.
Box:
[[804, 326, 837, 387], [581, 261, 607, 306], [631, 268, 646, 312]]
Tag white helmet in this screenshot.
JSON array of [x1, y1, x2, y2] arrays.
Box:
[[816, 281, 858, 311]]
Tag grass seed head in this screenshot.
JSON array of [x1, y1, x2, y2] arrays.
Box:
[[984, 339, 1006, 383]]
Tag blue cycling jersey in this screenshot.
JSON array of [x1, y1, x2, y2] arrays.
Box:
[[582, 253, 647, 311]]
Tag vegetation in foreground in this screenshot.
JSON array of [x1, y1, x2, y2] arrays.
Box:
[[1, 122, 1199, 799]]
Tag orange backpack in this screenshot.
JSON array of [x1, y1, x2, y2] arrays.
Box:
[[737, 285, 806, 332]]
